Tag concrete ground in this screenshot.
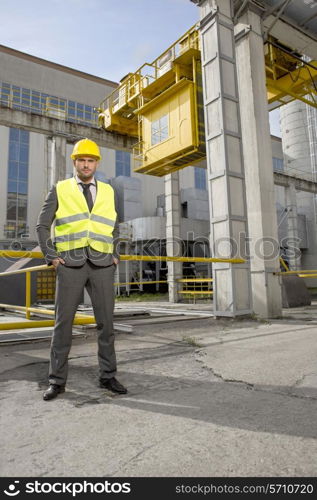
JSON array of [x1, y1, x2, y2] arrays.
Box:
[[1, 301, 317, 477]]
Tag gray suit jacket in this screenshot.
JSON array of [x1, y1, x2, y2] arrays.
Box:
[[36, 182, 120, 267]]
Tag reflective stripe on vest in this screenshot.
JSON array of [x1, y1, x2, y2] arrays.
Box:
[[54, 177, 116, 254], [55, 212, 89, 226]]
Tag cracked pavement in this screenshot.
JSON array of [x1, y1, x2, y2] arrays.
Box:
[[1, 310, 317, 477]]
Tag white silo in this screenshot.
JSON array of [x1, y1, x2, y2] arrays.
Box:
[[280, 99, 317, 276]]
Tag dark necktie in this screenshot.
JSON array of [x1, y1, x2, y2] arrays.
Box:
[[81, 183, 94, 212]]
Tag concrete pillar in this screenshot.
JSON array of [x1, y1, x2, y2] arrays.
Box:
[[47, 136, 67, 188], [285, 182, 301, 270], [44, 136, 50, 192], [0, 126, 9, 239], [195, 0, 252, 316], [165, 172, 182, 302], [235, 6, 282, 317], [125, 257, 130, 295]]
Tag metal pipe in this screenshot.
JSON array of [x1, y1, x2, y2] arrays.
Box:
[[276, 269, 317, 275], [263, 0, 295, 41], [120, 255, 245, 263], [114, 280, 167, 286], [0, 251, 246, 264], [0, 251, 44, 259], [298, 11, 317, 28], [0, 320, 55, 330], [177, 278, 213, 282], [0, 264, 49, 277], [262, 0, 291, 19], [0, 316, 96, 331], [234, 0, 249, 22], [0, 303, 95, 320], [25, 272, 31, 320], [279, 256, 289, 272]]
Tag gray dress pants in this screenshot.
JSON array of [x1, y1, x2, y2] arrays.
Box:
[[49, 261, 117, 386]]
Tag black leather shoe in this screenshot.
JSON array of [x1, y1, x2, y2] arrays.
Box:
[[99, 377, 127, 394], [43, 384, 65, 401]]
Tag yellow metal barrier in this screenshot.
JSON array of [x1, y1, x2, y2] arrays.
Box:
[[0, 251, 245, 263], [120, 255, 244, 263], [0, 251, 44, 258], [276, 267, 317, 279], [114, 280, 167, 286], [279, 257, 289, 272], [276, 269, 317, 275], [0, 261, 96, 330], [0, 264, 49, 324], [177, 278, 213, 282], [177, 277, 213, 301], [0, 251, 243, 330], [0, 318, 95, 331], [25, 271, 31, 320]]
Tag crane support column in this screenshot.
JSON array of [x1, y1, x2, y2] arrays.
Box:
[[235, 6, 282, 317], [195, 0, 252, 316], [165, 172, 182, 302]]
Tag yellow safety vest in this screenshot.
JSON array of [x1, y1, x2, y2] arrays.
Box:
[[54, 177, 116, 254]]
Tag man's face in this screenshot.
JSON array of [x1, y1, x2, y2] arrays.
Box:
[[74, 156, 98, 182]]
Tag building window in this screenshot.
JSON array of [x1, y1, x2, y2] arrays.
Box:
[[194, 167, 206, 190], [6, 128, 29, 238], [116, 150, 131, 177], [273, 157, 284, 172], [0, 81, 99, 127], [151, 114, 168, 145]]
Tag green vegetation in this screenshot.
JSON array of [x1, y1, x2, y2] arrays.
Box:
[[182, 336, 203, 348]]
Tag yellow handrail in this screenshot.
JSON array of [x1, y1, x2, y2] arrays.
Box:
[[0, 251, 44, 258], [0, 250, 244, 263], [0, 264, 48, 276], [120, 255, 244, 263], [279, 256, 289, 272], [114, 280, 167, 286], [276, 269, 317, 275], [177, 278, 213, 282], [25, 271, 31, 320], [0, 250, 244, 330]]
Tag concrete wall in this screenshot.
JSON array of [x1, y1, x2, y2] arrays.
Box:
[[179, 166, 196, 189], [271, 136, 283, 159], [0, 46, 116, 105], [134, 171, 164, 216]]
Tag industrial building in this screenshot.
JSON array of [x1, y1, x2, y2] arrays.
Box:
[[0, 42, 283, 288], [0, 0, 317, 319]]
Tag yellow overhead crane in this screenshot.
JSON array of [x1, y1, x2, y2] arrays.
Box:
[[98, 25, 317, 177], [98, 25, 205, 177], [265, 39, 317, 110]]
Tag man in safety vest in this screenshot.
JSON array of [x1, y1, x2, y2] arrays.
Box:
[[36, 138, 127, 400]]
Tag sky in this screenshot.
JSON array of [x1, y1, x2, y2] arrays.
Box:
[[0, 0, 281, 136]]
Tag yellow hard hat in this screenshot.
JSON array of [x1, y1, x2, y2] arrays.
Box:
[[71, 138, 102, 160]]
